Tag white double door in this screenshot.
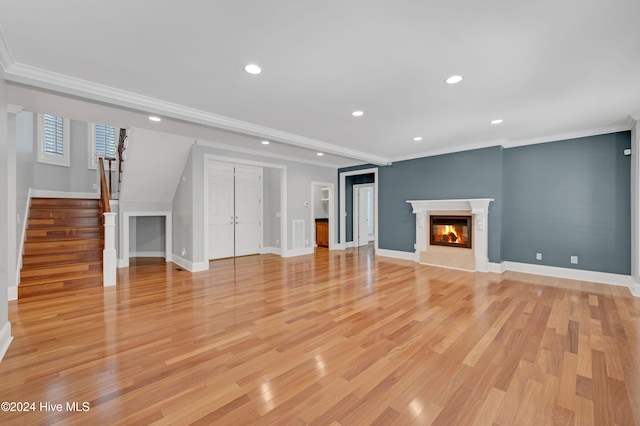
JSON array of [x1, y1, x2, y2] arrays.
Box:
[[208, 163, 262, 259]]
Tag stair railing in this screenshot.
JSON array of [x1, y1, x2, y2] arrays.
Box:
[[99, 158, 117, 287]]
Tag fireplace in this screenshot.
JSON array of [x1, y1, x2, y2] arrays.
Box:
[[430, 216, 472, 249], [407, 198, 493, 271]]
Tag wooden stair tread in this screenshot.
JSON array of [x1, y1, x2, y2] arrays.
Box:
[[28, 217, 103, 227], [20, 197, 106, 297], [22, 250, 102, 264], [29, 208, 102, 218], [18, 275, 104, 296], [25, 233, 103, 242], [30, 197, 100, 207]]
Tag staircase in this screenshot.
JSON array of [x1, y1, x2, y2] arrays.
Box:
[[19, 198, 104, 298]]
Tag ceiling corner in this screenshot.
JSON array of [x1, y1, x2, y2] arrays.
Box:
[[0, 25, 14, 73]]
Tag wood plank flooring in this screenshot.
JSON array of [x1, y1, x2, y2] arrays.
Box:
[[1, 246, 639, 425]]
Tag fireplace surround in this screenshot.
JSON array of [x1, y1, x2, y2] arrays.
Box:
[[407, 199, 493, 271]]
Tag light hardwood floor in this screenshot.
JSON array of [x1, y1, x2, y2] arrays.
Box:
[[1, 246, 639, 425]]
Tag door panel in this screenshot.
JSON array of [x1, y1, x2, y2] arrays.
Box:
[[234, 166, 262, 256], [209, 164, 235, 259], [358, 187, 369, 246]]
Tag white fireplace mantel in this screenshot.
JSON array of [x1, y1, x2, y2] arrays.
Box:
[[407, 198, 494, 271]]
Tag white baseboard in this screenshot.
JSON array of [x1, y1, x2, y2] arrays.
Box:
[[282, 247, 314, 258], [130, 251, 166, 258], [31, 189, 99, 199], [344, 241, 355, 249], [0, 321, 13, 363], [15, 188, 32, 288], [172, 255, 209, 273], [261, 247, 281, 255], [7, 287, 17, 301], [629, 277, 640, 297], [375, 248, 415, 261], [488, 262, 504, 273], [117, 258, 129, 268], [501, 261, 631, 288]]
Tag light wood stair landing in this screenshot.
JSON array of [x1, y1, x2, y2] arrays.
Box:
[[19, 197, 104, 298]]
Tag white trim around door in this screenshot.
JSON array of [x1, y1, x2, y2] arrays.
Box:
[[203, 154, 287, 267], [339, 168, 378, 251]]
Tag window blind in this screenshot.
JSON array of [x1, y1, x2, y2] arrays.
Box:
[[95, 124, 117, 159], [43, 114, 65, 156]]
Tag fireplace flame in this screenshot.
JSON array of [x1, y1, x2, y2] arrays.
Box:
[[441, 225, 464, 243]]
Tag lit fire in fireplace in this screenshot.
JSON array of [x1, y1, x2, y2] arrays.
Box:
[[441, 225, 463, 243], [430, 216, 472, 248]]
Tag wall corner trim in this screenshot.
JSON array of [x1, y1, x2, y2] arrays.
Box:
[[172, 255, 209, 273], [261, 247, 282, 256], [7, 287, 17, 301], [0, 322, 14, 363], [488, 262, 504, 273], [375, 248, 415, 261], [631, 277, 640, 297], [282, 248, 315, 258]]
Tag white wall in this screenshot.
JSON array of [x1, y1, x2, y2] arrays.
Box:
[[0, 74, 14, 361], [29, 115, 97, 193], [263, 167, 282, 250], [173, 141, 338, 267], [120, 127, 192, 204], [15, 111, 34, 261]]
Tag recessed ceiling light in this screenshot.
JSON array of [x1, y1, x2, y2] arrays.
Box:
[[445, 75, 463, 84], [352, 110, 364, 117], [317, 152, 324, 156], [261, 140, 270, 145], [244, 64, 262, 75], [148, 116, 161, 122], [413, 136, 423, 141], [491, 119, 504, 124]]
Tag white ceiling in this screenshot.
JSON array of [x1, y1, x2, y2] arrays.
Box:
[[1, 0, 639, 166]]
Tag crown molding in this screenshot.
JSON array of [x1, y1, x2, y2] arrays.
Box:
[[3, 62, 389, 166], [502, 122, 634, 149], [195, 139, 342, 169], [0, 26, 14, 73], [388, 138, 507, 163], [7, 104, 23, 114]]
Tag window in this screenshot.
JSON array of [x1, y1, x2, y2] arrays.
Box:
[[88, 123, 117, 169], [37, 114, 70, 166]]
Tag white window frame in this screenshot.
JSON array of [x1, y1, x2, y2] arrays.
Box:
[[88, 123, 118, 170], [37, 114, 70, 167]]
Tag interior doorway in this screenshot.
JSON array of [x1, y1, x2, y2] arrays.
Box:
[[353, 184, 374, 247], [310, 181, 335, 250], [339, 168, 378, 250]]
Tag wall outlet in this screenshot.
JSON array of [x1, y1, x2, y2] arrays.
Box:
[[275, 239, 279, 246], [93, 183, 98, 190], [570, 255, 578, 264], [536, 253, 542, 260], [16, 214, 20, 224], [181, 248, 186, 257], [306, 238, 309, 245]]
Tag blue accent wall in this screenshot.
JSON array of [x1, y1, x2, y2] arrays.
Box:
[[375, 146, 504, 262], [339, 131, 631, 275], [503, 132, 631, 274]]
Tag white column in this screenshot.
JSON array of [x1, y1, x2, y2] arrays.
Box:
[[103, 212, 117, 287], [411, 207, 426, 262], [471, 207, 490, 272]]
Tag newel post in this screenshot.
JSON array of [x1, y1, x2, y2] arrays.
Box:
[[103, 212, 117, 287]]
